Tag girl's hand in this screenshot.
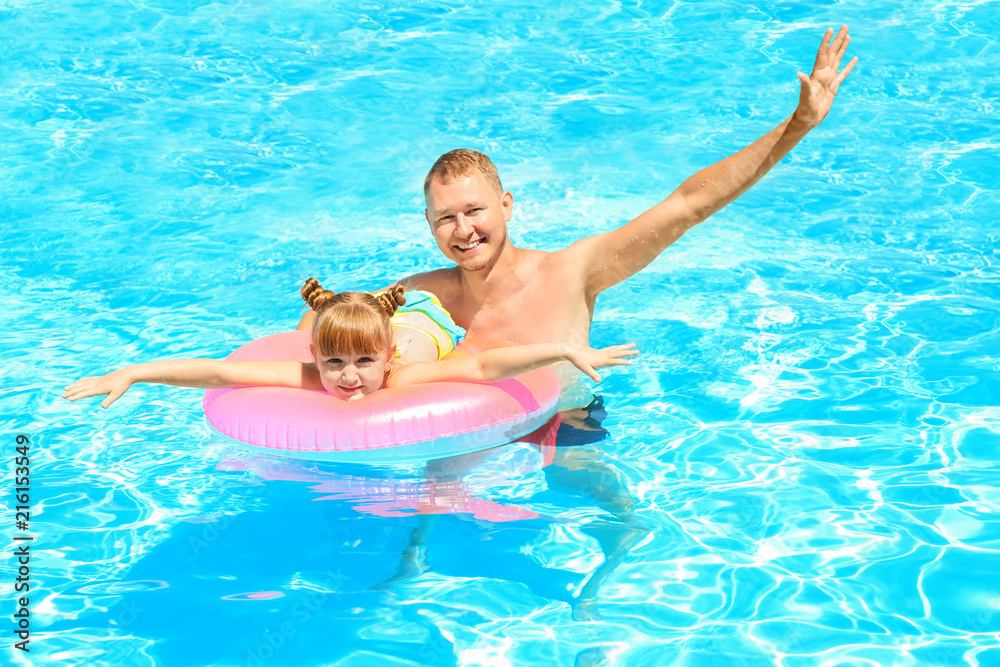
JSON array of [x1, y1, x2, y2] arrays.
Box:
[[566, 343, 639, 382], [63, 369, 134, 408]]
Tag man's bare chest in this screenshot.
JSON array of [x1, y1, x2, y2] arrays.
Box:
[[464, 284, 588, 344], [425, 258, 591, 344]]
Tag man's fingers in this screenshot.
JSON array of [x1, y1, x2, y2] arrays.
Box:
[[814, 27, 834, 69], [829, 25, 849, 55], [798, 72, 814, 98], [837, 56, 858, 83], [833, 34, 851, 69], [819, 27, 834, 51]]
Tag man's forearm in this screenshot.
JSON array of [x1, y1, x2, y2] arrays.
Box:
[[580, 112, 815, 296], [678, 113, 814, 223], [578, 27, 855, 298]]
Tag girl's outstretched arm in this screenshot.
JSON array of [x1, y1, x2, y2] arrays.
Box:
[[388, 343, 638, 388], [63, 359, 322, 408]]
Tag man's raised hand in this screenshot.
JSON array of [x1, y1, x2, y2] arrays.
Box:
[[795, 25, 858, 128]]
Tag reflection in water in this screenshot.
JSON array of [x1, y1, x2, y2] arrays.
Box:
[[219, 591, 286, 601], [543, 396, 651, 621], [219, 394, 648, 622], [379, 396, 649, 622], [218, 416, 559, 522]]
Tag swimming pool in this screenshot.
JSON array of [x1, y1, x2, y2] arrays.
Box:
[[3, 0, 999, 664]]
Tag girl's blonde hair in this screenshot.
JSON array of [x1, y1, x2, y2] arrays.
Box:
[[301, 278, 406, 357]]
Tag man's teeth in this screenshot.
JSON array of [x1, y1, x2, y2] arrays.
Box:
[[458, 239, 481, 250]]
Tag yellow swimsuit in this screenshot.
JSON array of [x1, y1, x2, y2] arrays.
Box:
[[389, 290, 464, 361]]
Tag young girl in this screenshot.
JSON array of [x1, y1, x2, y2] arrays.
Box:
[[63, 278, 637, 408]]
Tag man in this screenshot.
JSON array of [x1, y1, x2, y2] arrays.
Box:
[[299, 26, 857, 350], [330, 28, 856, 617]]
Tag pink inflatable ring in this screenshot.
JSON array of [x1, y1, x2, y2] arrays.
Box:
[[203, 331, 562, 463]]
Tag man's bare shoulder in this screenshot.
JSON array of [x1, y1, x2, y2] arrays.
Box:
[[537, 240, 590, 278], [515, 246, 551, 271], [395, 267, 461, 293]]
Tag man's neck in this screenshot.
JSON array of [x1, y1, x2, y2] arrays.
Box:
[[457, 241, 525, 305]]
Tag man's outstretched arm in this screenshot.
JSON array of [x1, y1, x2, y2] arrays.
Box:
[[575, 26, 858, 296]]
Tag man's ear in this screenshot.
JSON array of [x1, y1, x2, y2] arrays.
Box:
[[502, 190, 514, 221]]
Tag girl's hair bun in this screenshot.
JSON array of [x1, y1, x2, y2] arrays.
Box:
[[376, 285, 406, 317], [301, 277, 337, 311]]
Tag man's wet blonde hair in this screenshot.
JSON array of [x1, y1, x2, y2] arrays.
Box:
[[423, 149, 503, 200]]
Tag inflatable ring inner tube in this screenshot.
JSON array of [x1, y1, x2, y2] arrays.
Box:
[[203, 331, 562, 463]]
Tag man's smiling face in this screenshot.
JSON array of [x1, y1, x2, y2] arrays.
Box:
[[425, 170, 512, 273]]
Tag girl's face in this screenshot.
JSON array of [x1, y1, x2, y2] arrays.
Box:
[[310, 345, 393, 401]]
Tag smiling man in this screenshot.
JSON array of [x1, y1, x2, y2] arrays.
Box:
[[299, 27, 857, 350]]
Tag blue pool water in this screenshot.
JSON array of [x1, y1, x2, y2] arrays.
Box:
[[2, 1, 999, 665]]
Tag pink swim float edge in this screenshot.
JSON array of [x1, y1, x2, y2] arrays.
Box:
[[202, 331, 562, 463]]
